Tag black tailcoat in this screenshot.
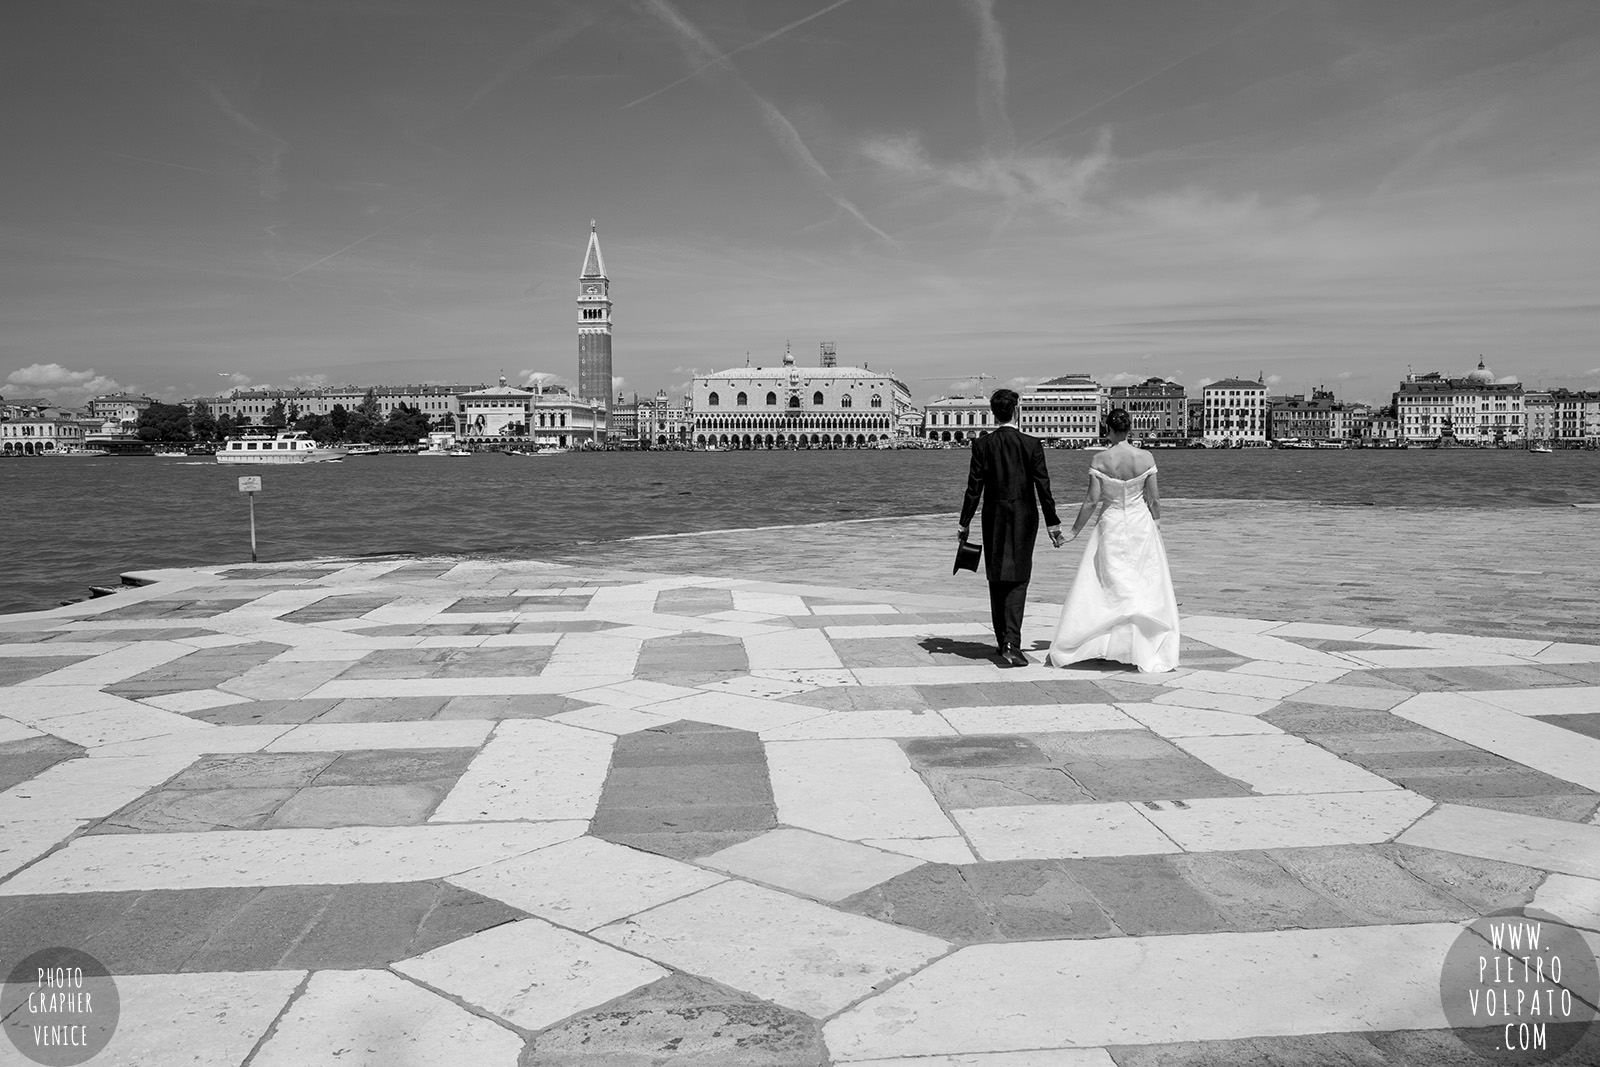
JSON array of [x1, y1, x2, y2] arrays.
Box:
[[958, 427, 1061, 583]]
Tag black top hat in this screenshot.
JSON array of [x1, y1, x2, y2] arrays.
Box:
[[953, 538, 982, 575]]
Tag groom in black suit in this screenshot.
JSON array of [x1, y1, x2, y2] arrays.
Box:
[[958, 389, 1063, 668]]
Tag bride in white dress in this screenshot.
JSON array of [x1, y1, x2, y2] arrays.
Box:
[[1046, 408, 1180, 673]]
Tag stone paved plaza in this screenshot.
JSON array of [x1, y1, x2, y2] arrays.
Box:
[[2, 537, 1600, 1065]]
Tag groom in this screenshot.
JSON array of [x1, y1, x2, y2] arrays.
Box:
[[957, 388, 1064, 668]]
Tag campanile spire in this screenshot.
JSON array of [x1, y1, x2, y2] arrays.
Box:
[[576, 220, 613, 414]]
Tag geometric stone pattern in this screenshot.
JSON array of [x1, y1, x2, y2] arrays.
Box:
[[2, 556, 1599, 1063]]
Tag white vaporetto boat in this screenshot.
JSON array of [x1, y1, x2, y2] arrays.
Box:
[[216, 431, 347, 464]]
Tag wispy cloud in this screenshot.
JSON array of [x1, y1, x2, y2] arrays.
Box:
[[623, 0, 859, 110], [958, 0, 1013, 155], [195, 79, 289, 200], [638, 0, 897, 249]]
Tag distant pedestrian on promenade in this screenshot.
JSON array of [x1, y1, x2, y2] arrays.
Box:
[[957, 388, 1064, 668], [1046, 407, 1180, 673]]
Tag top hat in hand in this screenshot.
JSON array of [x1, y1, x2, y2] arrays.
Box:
[[953, 536, 982, 575]]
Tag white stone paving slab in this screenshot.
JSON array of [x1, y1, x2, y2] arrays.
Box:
[[1464, 686, 1600, 717], [1116, 703, 1285, 738], [1340, 649, 1534, 669], [1, 817, 85, 881], [864, 836, 978, 865], [1150, 689, 1280, 716], [852, 666, 1003, 686], [90, 970, 305, 1067], [1392, 692, 1600, 792], [251, 969, 523, 1067], [1283, 682, 1411, 710], [270, 646, 375, 661], [568, 678, 701, 708], [760, 709, 956, 741], [850, 1053, 1116, 1067], [1178, 615, 1284, 634], [1172, 735, 1398, 795], [16, 640, 196, 687], [546, 706, 680, 735], [0, 642, 127, 658], [1397, 804, 1600, 880], [744, 629, 844, 670], [811, 604, 898, 615], [1531, 873, 1600, 933], [595, 880, 949, 1018], [88, 724, 292, 758], [264, 720, 494, 752], [307, 675, 631, 698], [939, 704, 1134, 735], [431, 719, 613, 822], [732, 590, 811, 615], [0, 821, 586, 894], [952, 803, 1179, 861], [138, 688, 254, 713], [450, 835, 725, 930], [1228, 660, 1351, 683], [1182, 629, 1360, 669], [698, 674, 819, 700], [752, 667, 858, 687], [639, 691, 820, 732], [394, 917, 667, 1031], [768, 738, 957, 841], [825, 623, 992, 640], [823, 924, 1458, 1059], [1533, 642, 1600, 663], [0, 719, 43, 743], [1263, 622, 1377, 641], [33, 704, 213, 748], [1358, 629, 1552, 657], [1143, 790, 1434, 853], [1163, 669, 1312, 701], [0, 754, 193, 822], [700, 828, 925, 901]]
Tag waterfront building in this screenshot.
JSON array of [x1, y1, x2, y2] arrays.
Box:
[[610, 394, 641, 448], [637, 390, 693, 449], [1187, 397, 1204, 439], [1550, 388, 1600, 444], [1104, 377, 1186, 442], [923, 395, 996, 442], [1201, 377, 1268, 445], [1394, 360, 1524, 444], [1268, 388, 1341, 442], [456, 378, 606, 448], [0, 418, 85, 455], [203, 385, 469, 425], [897, 407, 924, 440], [459, 378, 536, 438], [1020, 374, 1105, 445], [576, 221, 613, 426], [692, 344, 910, 449], [87, 392, 153, 427], [1524, 391, 1553, 443]]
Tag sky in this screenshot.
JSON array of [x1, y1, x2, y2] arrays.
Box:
[[2, 0, 1597, 408]]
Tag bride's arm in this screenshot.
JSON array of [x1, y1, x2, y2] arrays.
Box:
[[1144, 469, 1161, 521], [1068, 472, 1101, 539]]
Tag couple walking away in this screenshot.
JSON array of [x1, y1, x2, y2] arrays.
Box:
[[956, 388, 1180, 673]]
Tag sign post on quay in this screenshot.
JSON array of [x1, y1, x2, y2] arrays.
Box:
[[238, 476, 262, 562]]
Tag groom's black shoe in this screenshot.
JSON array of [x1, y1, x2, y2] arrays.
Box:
[[1002, 647, 1029, 668]]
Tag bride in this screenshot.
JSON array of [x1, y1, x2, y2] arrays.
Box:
[[1046, 408, 1180, 673]]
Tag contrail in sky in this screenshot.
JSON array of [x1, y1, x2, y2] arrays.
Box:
[[280, 203, 433, 280], [958, 0, 1014, 155], [1022, 0, 1306, 151], [621, 0, 858, 110]]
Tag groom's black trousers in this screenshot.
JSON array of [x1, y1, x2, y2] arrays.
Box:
[[989, 579, 1028, 652]]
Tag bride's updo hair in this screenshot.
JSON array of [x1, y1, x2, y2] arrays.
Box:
[[1106, 408, 1132, 434]]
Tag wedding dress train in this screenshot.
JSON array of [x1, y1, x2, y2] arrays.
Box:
[[1047, 466, 1180, 673]]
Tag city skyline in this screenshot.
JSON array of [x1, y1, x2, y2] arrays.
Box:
[[3, 1, 1598, 409]]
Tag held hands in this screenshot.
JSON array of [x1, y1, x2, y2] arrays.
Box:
[[1049, 526, 1067, 548]]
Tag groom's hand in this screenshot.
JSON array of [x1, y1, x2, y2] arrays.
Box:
[[956, 526, 969, 541], [1048, 526, 1065, 547]]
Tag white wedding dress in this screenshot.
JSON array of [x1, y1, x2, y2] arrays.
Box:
[[1047, 466, 1180, 673]]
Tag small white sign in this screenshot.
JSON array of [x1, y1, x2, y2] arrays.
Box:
[[238, 476, 262, 493]]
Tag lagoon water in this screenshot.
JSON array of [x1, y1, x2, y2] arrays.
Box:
[[2, 447, 1596, 615]]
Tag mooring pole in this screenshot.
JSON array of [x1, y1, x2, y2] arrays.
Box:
[[238, 476, 263, 562]]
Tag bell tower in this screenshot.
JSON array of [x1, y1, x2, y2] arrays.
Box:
[[576, 220, 613, 412]]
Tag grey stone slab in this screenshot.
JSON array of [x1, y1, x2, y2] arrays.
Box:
[[276, 882, 454, 969], [0, 655, 96, 685], [0, 892, 146, 977], [183, 885, 328, 970], [838, 863, 999, 943], [71, 888, 261, 975], [1029, 729, 1186, 761], [833, 638, 935, 668], [1363, 665, 1580, 692], [589, 803, 777, 834], [600, 829, 769, 862], [1366, 1024, 1600, 1067], [600, 764, 774, 808], [192, 698, 340, 725], [1028, 679, 1139, 704], [962, 860, 1120, 940], [311, 748, 476, 787], [1058, 755, 1255, 802], [923, 765, 1093, 808], [0, 735, 85, 791], [311, 696, 451, 722], [915, 682, 1056, 709], [1354, 749, 1520, 771], [524, 972, 825, 1067], [1310, 731, 1478, 756], [607, 724, 766, 767], [1108, 1031, 1391, 1067], [1265, 705, 1428, 735], [1541, 661, 1600, 686], [94, 787, 295, 833], [631, 669, 750, 688], [786, 684, 932, 712], [435, 694, 582, 719], [1268, 845, 1475, 924], [169, 752, 337, 790], [1448, 794, 1600, 823], [263, 784, 442, 828], [1093, 678, 1173, 703], [901, 734, 1051, 770], [1379, 843, 1541, 914], [1066, 855, 1231, 936], [1170, 852, 1357, 932], [409, 883, 530, 957], [1384, 769, 1592, 800], [1537, 713, 1600, 740]]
